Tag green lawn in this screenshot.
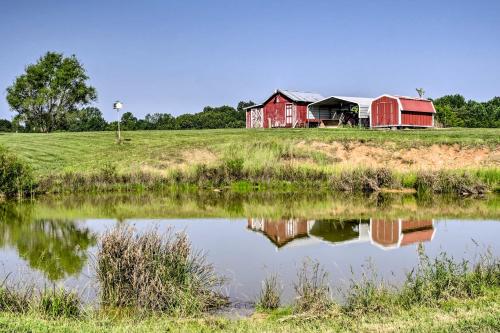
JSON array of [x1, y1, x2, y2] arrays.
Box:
[[0, 128, 498, 177]]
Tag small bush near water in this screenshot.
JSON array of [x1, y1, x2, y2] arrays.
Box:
[[257, 274, 282, 310], [0, 285, 80, 318], [0, 285, 33, 313], [96, 226, 228, 315], [38, 288, 80, 318], [344, 245, 500, 316], [293, 259, 332, 313], [0, 147, 34, 198]]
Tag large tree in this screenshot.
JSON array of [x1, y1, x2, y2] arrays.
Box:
[[6, 52, 97, 132]]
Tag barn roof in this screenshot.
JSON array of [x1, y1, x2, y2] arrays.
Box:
[[396, 96, 436, 113], [308, 96, 374, 119], [375, 95, 436, 113], [243, 103, 264, 110], [278, 90, 325, 103]]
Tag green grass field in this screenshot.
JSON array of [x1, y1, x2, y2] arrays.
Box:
[[0, 128, 498, 177]]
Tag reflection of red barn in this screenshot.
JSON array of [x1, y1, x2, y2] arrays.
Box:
[[245, 90, 324, 128], [370, 95, 436, 128], [247, 218, 310, 247], [369, 219, 435, 250]]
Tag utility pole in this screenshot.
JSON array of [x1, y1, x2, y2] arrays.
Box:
[[113, 101, 123, 142]]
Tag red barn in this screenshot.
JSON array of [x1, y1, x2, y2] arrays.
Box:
[[370, 95, 436, 128], [245, 89, 324, 128]]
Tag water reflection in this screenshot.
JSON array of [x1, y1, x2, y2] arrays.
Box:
[[248, 218, 435, 250], [0, 204, 97, 281]]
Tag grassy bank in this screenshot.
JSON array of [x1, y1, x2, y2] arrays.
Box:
[[0, 288, 498, 332], [0, 128, 498, 196], [0, 128, 498, 176]]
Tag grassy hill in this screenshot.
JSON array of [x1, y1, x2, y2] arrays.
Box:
[[0, 128, 498, 176]]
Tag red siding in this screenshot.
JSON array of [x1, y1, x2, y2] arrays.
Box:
[[399, 98, 435, 113], [401, 111, 433, 127], [260, 92, 311, 128], [371, 96, 399, 127], [245, 111, 251, 128]]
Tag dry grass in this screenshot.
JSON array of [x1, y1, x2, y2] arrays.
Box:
[[96, 226, 228, 315], [293, 259, 332, 314], [257, 274, 282, 310]]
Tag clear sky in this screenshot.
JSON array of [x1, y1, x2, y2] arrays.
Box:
[[1, 0, 499, 120]]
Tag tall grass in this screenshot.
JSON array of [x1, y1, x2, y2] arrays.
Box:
[[293, 259, 332, 313], [0, 147, 34, 198], [257, 274, 282, 310], [38, 288, 80, 318], [343, 246, 500, 316], [96, 226, 228, 315]]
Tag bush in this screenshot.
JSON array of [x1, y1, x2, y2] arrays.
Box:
[[38, 289, 80, 318], [398, 246, 500, 308], [344, 262, 393, 315], [293, 259, 332, 313], [0, 286, 33, 313], [257, 274, 282, 310], [415, 171, 487, 195], [97, 226, 228, 314], [0, 147, 34, 198]]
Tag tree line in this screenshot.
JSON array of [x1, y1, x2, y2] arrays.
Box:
[[1, 52, 498, 132]]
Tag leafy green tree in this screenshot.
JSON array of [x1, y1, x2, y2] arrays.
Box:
[[0, 119, 12, 132], [67, 107, 108, 131], [120, 112, 138, 130], [6, 52, 97, 132]]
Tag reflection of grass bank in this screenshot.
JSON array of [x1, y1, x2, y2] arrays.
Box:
[[27, 191, 500, 221], [0, 244, 498, 332]]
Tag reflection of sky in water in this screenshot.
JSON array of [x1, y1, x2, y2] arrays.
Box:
[[0, 217, 498, 303]]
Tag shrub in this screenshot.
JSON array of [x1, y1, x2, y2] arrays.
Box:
[[224, 158, 244, 179], [0, 147, 34, 198], [97, 226, 227, 314], [344, 262, 393, 315], [0, 286, 33, 313], [38, 289, 80, 318], [415, 171, 487, 195], [293, 259, 332, 313], [257, 274, 282, 310], [398, 246, 500, 308]]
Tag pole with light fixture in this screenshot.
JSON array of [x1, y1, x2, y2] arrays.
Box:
[[113, 101, 123, 142]]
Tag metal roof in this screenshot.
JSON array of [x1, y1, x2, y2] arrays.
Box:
[[309, 96, 373, 108], [243, 103, 264, 110], [308, 96, 374, 119], [278, 89, 325, 103]]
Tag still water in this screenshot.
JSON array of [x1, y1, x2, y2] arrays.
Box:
[[0, 192, 498, 304]]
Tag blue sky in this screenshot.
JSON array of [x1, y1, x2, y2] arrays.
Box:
[[1, 0, 499, 120]]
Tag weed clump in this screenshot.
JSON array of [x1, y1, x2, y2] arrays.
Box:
[[97, 226, 228, 315], [257, 274, 282, 310], [0, 286, 33, 313], [332, 168, 396, 193], [38, 289, 80, 318], [293, 260, 332, 313], [398, 246, 500, 308], [415, 171, 487, 195], [0, 147, 34, 198]]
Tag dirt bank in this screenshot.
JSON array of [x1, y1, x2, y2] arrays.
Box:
[[301, 141, 499, 170]]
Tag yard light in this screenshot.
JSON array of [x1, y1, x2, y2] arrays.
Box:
[[113, 101, 123, 141]]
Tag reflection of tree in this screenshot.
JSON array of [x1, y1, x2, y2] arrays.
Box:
[[0, 204, 97, 281]]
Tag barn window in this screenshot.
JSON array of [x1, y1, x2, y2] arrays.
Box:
[[275, 96, 280, 103]]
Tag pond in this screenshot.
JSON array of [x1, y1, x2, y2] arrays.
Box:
[[0, 192, 498, 306]]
